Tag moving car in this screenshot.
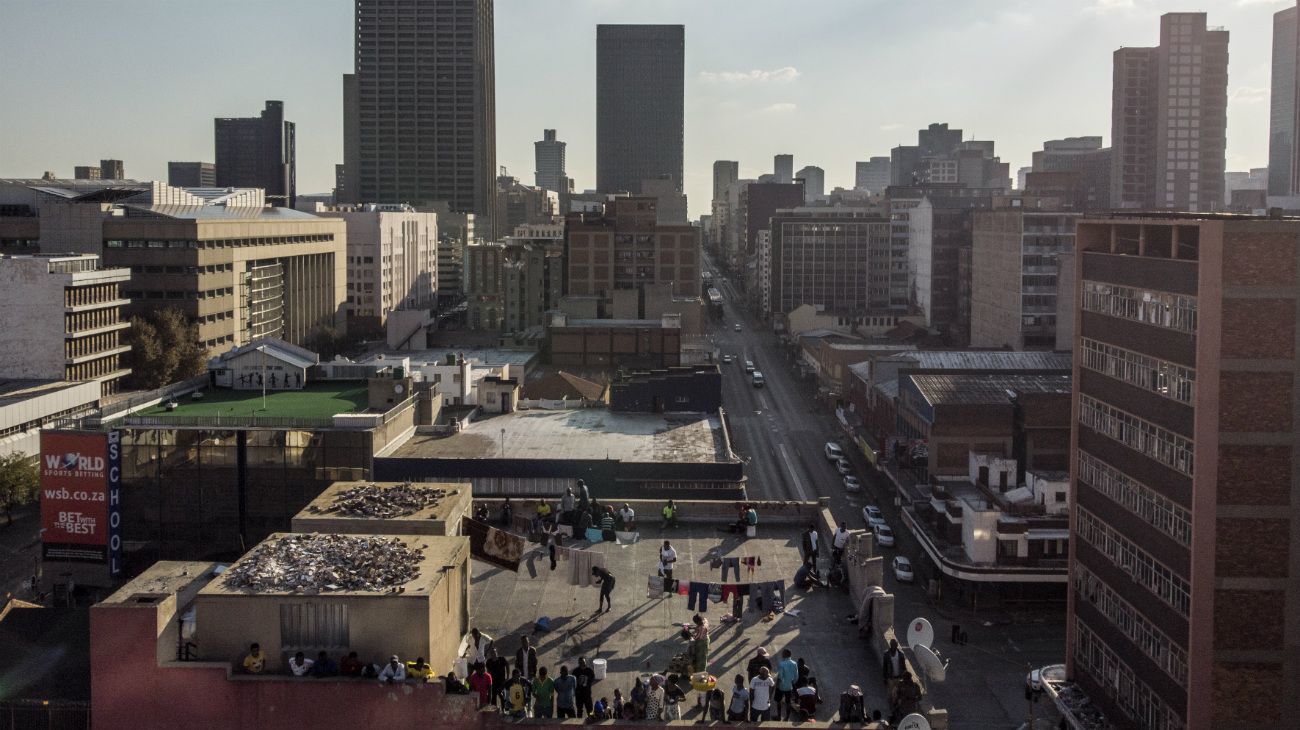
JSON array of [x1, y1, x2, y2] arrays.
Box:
[[721, 354, 733, 364], [892, 556, 914, 582], [744, 360, 755, 373], [835, 458, 852, 476], [824, 442, 845, 461], [733, 323, 742, 332], [874, 524, 895, 547], [861, 505, 886, 529], [751, 371, 765, 388], [842, 475, 862, 493]]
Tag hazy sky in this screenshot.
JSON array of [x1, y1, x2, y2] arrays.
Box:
[[0, 0, 1283, 219]]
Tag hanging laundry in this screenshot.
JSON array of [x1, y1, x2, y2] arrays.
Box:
[[462, 517, 525, 571], [567, 548, 607, 587], [585, 527, 604, 544], [720, 557, 740, 581]]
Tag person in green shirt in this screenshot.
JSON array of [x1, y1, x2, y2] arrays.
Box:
[[533, 666, 556, 719], [661, 499, 679, 529]]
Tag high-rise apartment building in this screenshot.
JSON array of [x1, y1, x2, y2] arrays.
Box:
[[796, 166, 825, 203], [1069, 214, 1300, 729], [774, 154, 794, 184], [100, 160, 124, 180], [892, 124, 1008, 191], [535, 129, 567, 194], [710, 161, 739, 255], [494, 175, 560, 240], [596, 25, 684, 194], [1270, 3, 1299, 196], [168, 162, 216, 188], [1030, 137, 1113, 212], [855, 157, 891, 193], [313, 203, 438, 335], [214, 100, 296, 208], [350, 0, 496, 233], [713, 160, 739, 203], [563, 197, 698, 300], [0, 254, 131, 394], [1110, 13, 1228, 212], [969, 200, 1078, 350], [769, 208, 891, 316], [900, 185, 999, 340]]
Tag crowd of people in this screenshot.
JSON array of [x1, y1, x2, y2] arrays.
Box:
[[239, 642, 456, 687]]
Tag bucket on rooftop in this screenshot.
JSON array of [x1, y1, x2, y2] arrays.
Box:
[[592, 658, 607, 680]]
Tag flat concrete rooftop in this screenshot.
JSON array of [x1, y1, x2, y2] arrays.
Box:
[[469, 523, 890, 719], [392, 409, 731, 464]]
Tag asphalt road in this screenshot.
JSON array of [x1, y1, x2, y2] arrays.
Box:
[[707, 262, 1064, 729]]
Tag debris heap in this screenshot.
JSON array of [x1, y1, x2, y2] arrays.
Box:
[[320, 482, 451, 519], [222, 534, 424, 593]]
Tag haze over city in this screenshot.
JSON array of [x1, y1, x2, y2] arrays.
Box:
[[0, 0, 1277, 216]]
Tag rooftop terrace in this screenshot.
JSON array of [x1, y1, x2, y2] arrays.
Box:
[[392, 409, 731, 463], [131, 382, 370, 424]]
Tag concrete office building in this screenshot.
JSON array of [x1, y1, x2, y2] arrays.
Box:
[[347, 0, 496, 234], [0, 379, 101, 459], [1068, 215, 1300, 729], [0, 254, 131, 393], [1271, 3, 1300, 196], [969, 200, 1078, 350], [1030, 137, 1113, 212], [534, 129, 567, 193], [214, 100, 295, 208], [769, 208, 890, 317], [99, 160, 124, 180], [563, 197, 699, 304], [904, 188, 997, 341], [167, 162, 216, 188], [640, 176, 688, 224], [493, 175, 559, 240], [596, 25, 684, 194], [312, 204, 438, 335], [435, 210, 474, 305], [856, 157, 891, 193], [1111, 13, 1228, 212], [774, 154, 794, 184], [710, 161, 739, 253], [73, 166, 101, 181], [796, 165, 825, 203]]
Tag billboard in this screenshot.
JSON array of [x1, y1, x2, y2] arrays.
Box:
[[40, 430, 122, 575]]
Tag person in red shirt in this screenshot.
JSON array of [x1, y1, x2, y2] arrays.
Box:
[[468, 662, 494, 707], [340, 651, 364, 677]]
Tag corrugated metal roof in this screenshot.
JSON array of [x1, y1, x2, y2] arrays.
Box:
[[908, 373, 1072, 406], [848, 361, 872, 382], [122, 204, 320, 220], [885, 350, 1071, 371]]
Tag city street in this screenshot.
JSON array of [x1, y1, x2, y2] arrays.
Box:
[[707, 262, 1065, 729]]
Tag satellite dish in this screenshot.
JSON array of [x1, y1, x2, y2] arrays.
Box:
[[897, 713, 932, 730], [912, 644, 948, 684], [907, 617, 934, 650]]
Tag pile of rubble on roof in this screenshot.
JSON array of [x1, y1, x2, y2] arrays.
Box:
[[321, 482, 453, 519], [222, 534, 424, 593]]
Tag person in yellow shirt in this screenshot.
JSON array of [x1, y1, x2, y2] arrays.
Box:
[[406, 656, 435, 682], [241, 643, 265, 674]]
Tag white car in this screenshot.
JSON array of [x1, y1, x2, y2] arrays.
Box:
[[892, 556, 914, 582], [721, 354, 733, 364], [862, 505, 886, 529], [875, 524, 895, 547], [744, 360, 755, 373], [733, 323, 742, 332], [835, 458, 852, 476], [824, 442, 845, 461], [842, 475, 862, 492]]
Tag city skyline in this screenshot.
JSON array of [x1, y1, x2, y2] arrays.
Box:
[[0, 0, 1279, 219]]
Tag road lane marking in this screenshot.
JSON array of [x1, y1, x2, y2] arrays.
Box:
[[758, 394, 771, 410], [777, 443, 809, 501]]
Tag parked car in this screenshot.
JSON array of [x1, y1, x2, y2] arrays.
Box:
[[835, 458, 852, 476], [721, 354, 733, 364], [892, 556, 914, 582], [874, 524, 895, 547], [733, 323, 742, 332], [824, 442, 845, 461], [861, 505, 886, 529], [751, 371, 765, 388], [842, 475, 862, 492], [744, 360, 755, 373]]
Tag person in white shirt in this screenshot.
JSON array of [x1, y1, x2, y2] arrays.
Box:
[[288, 651, 314, 677], [749, 666, 776, 722], [618, 503, 636, 529], [378, 654, 407, 684], [659, 540, 678, 582], [469, 626, 489, 665], [832, 522, 850, 564]]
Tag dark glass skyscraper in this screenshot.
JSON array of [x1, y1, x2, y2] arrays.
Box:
[[350, 0, 496, 234], [214, 100, 296, 208], [596, 24, 684, 195]]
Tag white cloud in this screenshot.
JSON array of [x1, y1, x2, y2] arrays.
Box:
[[880, 123, 903, 131], [761, 102, 797, 114], [1231, 86, 1268, 103], [699, 67, 799, 85]]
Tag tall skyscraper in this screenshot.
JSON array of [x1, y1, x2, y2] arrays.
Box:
[[774, 154, 794, 184], [712, 160, 739, 202], [534, 129, 567, 193], [795, 165, 825, 202], [1270, 3, 1299, 196], [1069, 213, 1300, 729], [1110, 13, 1228, 212], [168, 161, 216, 188], [855, 157, 891, 193], [596, 25, 684, 194], [99, 159, 124, 180], [214, 100, 296, 208], [350, 0, 496, 233]]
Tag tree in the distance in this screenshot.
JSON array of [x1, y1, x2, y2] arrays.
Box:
[[0, 452, 39, 526], [123, 308, 207, 389]]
